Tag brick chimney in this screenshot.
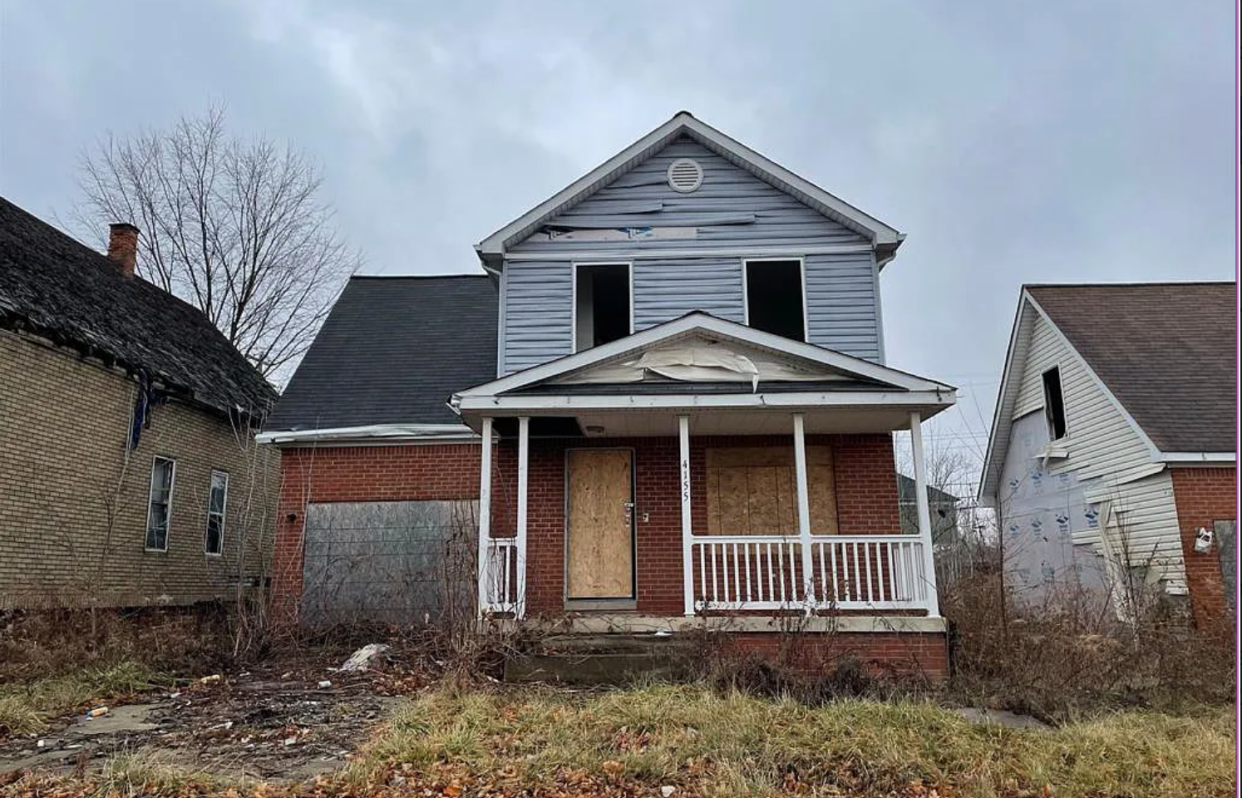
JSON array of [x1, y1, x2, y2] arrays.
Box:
[[107, 222, 139, 278]]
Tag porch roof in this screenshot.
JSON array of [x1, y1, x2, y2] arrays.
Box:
[[451, 313, 955, 436]]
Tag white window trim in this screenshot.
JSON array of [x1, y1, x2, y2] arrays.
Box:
[[742, 257, 809, 343], [144, 455, 176, 553], [204, 470, 229, 557], [570, 261, 634, 354]]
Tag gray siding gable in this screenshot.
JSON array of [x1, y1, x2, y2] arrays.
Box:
[[498, 136, 883, 375], [510, 137, 869, 254]]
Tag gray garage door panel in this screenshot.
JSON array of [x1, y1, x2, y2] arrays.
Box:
[[302, 500, 476, 627]]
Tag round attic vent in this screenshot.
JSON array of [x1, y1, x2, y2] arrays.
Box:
[[666, 158, 704, 193]]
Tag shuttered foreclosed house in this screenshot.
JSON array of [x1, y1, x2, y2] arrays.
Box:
[[979, 283, 1236, 625], [0, 198, 278, 607], [260, 113, 957, 678]]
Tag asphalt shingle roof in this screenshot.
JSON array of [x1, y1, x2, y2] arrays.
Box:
[[0, 197, 275, 417], [264, 275, 498, 430], [1026, 282, 1236, 454]]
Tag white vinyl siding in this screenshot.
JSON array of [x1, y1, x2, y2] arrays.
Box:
[[1011, 310, 1184, 591]]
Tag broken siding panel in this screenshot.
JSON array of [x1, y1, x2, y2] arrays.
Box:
[[805, 252, 881, 362], [632, 258, 744, 331], [509, 136, 868, 254], [503, 259, 572, 374], [1005, 311, 1183, 591]]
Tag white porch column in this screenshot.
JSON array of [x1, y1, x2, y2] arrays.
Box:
[[477, 416, 493, 617], [792, 413, 816, 606], [909, 411, 941, 617], [679, 414, 695, 616], [515, 416, 530, 618]]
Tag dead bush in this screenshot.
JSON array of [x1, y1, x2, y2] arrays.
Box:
[[943, 570, 1235, 721]]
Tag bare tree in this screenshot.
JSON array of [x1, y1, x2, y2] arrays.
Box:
[[74, 105, 359, 378]]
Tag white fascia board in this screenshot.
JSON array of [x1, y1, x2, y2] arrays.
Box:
[[474, 112, 902, 263], [455, 313, 954, 400], [978, 293, 1031, 504], [255, 423, 478, 446], [456, 389, 955, 414], [1159, 452, 1237, 465], [678, 115, 901, 245]]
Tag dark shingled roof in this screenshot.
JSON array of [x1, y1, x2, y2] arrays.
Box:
[[1026, 282, 1237, 453], [0, 197, 276, 417], [264, 275, 498, 430]]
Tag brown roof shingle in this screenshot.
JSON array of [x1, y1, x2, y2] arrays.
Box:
[[1026, 282, 1236, 454]]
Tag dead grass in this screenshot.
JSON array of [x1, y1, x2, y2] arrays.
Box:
[[0, 661, 166, 737], [348, 684, 1235, 797]]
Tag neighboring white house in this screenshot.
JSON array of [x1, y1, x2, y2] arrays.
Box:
[[979, 283, 1236, 621]]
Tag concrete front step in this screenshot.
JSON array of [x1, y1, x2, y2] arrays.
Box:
[[504, 633, 696, 684]]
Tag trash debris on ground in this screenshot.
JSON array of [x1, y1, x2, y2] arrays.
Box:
[[340, 643, 390, 672], [84, 707, 108, 719], [200, 674, 223, 685], [661, 786, 676, 797], [318, 680, 333, 690]]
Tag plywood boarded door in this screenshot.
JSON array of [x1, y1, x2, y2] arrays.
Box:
[[566, 449, 635, 600]]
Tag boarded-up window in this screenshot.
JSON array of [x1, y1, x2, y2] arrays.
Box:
[[705, 446, 837, 535], [1215, 520, 1235, 612]]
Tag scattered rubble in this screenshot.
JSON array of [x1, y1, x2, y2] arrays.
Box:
[[340, 643, 390, 672]]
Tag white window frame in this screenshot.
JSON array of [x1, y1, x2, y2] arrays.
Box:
[[1041, 365, 1069, 441], [144, 455, 176, 553], [570, 261, 634, 354], [204, 470, 229, 557], [742, 257, 809, 343]]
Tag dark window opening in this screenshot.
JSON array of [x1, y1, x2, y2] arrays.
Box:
[[746, 260, 805, 342], [1042, 367, 1067, 440], [575, 264, 630, 351]]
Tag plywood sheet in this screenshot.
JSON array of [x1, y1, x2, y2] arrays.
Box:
[[566, 449, 634, 599], [705, 446, 838, 535]]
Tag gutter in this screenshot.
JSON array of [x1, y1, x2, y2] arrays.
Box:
[[255, 423, 479, 446]]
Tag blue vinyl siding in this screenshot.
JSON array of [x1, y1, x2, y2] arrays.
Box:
[[510, 137, 867, 255], [499, 135, 884, 373], [502, 260, 572, 374], [633, 258, 744, 331]]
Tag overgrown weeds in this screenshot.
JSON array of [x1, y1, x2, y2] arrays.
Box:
[[345, 683, 1233, 798], [943, 570, 1235, 721], [0, 661, 165, 737]]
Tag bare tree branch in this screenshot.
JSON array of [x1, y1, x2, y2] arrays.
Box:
[[73, 104, 359, 380]]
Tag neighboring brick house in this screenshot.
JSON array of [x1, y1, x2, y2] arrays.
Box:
[[980, 283, 1237, 625], [260, 113, 957, 678], [0, 197, 278, 608]]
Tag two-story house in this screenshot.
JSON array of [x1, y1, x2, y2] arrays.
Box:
[[0, 197, 278, 608], [980, 283, 1236, 626], [260, 113, 957, 677]]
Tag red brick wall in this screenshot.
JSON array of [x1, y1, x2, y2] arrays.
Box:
[[272, 443, 488, 620], [725, 632, 948, 681], [271, 433, 903, 621], [1170, 466, 1237, 625]]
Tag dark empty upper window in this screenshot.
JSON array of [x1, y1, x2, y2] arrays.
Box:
[[1042, 367, 1067, 440], [745, 260, 805, 342], [575, 264, 630, 351]]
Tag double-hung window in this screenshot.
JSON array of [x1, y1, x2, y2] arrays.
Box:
[[205, 471, 228, 556], [145, 456, 176, 551]]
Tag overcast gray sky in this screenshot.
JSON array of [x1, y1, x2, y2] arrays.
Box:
[[1, 1, 1235, 484]]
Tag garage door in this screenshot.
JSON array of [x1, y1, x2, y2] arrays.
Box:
[[301, 500, 476, 628]]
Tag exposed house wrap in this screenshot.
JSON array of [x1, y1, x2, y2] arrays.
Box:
[[556, 336, 845, 389]]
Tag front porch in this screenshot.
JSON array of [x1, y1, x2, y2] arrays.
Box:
[[472, 414, 943, 622], [453, 313, 955, 627]]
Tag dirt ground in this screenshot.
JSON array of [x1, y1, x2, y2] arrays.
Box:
[[0, 651, 423, 782]]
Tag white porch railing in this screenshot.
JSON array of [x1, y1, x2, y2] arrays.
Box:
[[689, 534, 932, 611], [481, 537, 520, 615]]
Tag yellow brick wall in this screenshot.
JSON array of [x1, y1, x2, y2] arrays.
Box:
[[0, 329, 278, 607]]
